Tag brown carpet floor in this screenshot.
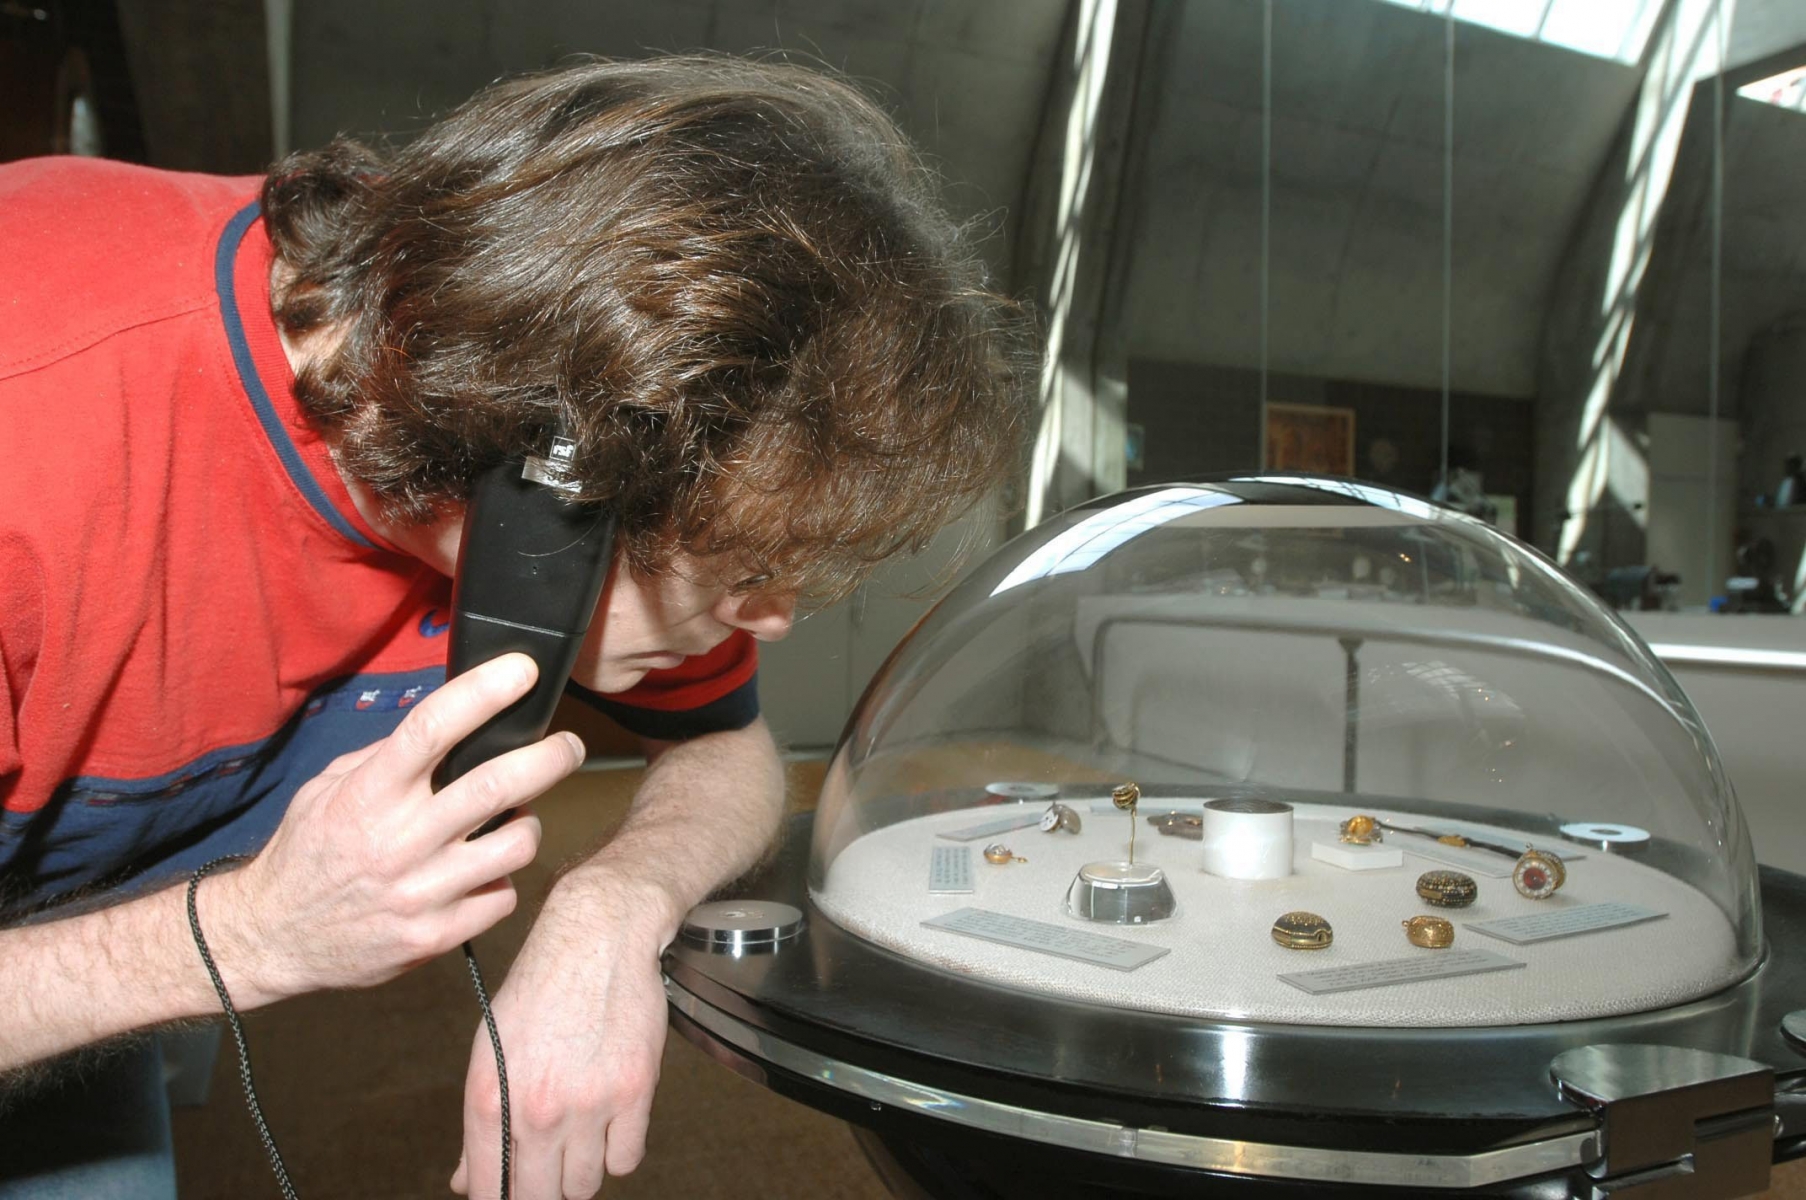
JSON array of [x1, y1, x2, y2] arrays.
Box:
[[170, 760, 1806, 1198]]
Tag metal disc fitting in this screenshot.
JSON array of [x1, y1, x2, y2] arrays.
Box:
[[680, 900, 805, 955]]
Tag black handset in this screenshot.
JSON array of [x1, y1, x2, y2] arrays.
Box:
[[433, 437, 617, 811]]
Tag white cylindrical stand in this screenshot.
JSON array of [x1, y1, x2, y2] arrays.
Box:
[[1200, 798, 1294, 880]]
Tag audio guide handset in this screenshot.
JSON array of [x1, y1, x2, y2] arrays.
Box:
[[191, 434, 617, 1200], [434, 436, 618, 802]]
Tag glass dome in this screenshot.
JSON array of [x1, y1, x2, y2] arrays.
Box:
[[809, 477, 1760, 1027]]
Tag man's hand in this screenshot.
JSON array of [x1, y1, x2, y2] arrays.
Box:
[[451, 874, 674, 1200], [208, 652, 582, 1006], [448, 717, 787, 1200]]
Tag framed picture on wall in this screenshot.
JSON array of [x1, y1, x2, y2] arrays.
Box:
[[1266, 403, 1355, 475]]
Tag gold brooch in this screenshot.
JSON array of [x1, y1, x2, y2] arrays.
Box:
[[1271, 911, 1333, 950], [1512, 848, 1566, 899], [1402, 915, 1456, 948], [1338, 814, 1382, 844], [1111, 782, 1142, 863], [1415, 870, 1478, 908]]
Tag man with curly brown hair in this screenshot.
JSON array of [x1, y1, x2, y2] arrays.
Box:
[[0, 57, 1030, 1199]]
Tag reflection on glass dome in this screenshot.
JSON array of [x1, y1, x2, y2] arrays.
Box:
[[810, 477, 1759, 1028]]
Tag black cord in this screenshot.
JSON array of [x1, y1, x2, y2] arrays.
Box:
[[187, 855, 297, 1200], [463, 941, 512, 1200], [188, 858, 514, 1200]]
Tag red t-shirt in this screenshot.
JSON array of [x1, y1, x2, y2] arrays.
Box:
[[0, 158, 756, 916]]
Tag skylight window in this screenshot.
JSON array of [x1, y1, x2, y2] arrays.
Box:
[[1377, 0, 1662, 66], [1737, 66, 1806, 113]]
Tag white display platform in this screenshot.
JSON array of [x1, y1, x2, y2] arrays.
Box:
[[812, 801, 1743, 1027]]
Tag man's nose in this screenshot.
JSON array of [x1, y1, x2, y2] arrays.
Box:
[[715, 590, 798, 642]]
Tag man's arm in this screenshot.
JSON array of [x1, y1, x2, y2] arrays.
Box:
[[571, 716, 787, 929], [0, 655, 573, 1077], [453, 716, 786, 1200], [0, 880, 265, 1075]]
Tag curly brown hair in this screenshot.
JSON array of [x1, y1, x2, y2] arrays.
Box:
[[262, 55, 1034, 604]]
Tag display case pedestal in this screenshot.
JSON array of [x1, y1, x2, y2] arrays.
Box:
[[1064, 860, 1176, 924]]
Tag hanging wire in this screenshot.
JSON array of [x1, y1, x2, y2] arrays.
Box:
[[1706, 0, 1726, 599], [1440, 5, 1454, 487], [1259, 0, 1272, 468]]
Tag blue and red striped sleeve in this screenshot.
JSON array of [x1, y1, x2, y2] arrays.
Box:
[[567, 631, 760, 741]]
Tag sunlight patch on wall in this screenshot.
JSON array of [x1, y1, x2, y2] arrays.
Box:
[[1738, 66, 1806, 114], [1557, 0, 1732, 563], [1027, 0, 1119, 528]]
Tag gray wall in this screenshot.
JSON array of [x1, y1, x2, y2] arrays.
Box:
[[1535, 40, 1806, 573], [1114, 0, 1638, 399], [1126, 358, 1535, 516], [287, 0, 1069, 286]]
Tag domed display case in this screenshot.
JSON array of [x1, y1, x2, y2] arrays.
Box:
[[664, 479, 1806, 1199], [808, 476, 1759, 1027]]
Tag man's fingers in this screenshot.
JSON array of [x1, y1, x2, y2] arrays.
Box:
[[562, 1139, 606, 1200], [444, 878, 522, 946], [438, 732, 584, 839], [439, 813, 542, 901], [369, 653, 539, 789], [602, 1097, 654, 1178], [512, 1135, 564, 1200]]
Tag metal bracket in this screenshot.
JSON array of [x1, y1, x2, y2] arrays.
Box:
[[1551, 1043, 1774, 1199], [521, 436, 582, 494]]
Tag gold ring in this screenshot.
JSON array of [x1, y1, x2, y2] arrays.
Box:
[[1270, 910, 1333, 950], [1339, 814, 1382, 845], [1402, 915, 1455, 949], [1111, 782, 1141, 811], [983, 843, 1026, 865], [1415, 870, 1478, 908]]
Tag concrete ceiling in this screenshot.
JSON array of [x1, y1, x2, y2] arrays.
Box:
[[1117, 0, 1643, 398], [287, 0, 1072, 286]]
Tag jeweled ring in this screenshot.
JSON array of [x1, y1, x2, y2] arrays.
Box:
[[1402, 915, 1455, 949], [983, 843, 1027, 865], [1271, 910, 1333, 950], [1513, 848, 1566, 899], [1339, 814, 1382, 845], [1415, 869, 1478, 908]]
